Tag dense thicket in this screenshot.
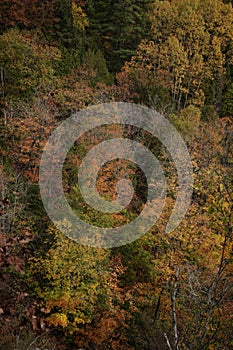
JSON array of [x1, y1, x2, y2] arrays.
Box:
[[0, 1, 233, 349]]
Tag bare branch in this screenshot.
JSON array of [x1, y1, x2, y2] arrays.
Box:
[[164, 332, 173, 350], [172, 267, 180, 350]]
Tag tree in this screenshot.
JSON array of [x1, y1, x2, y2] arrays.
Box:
[[82, 49, 113, 85], [222, 83, 233, 116], [0, 29, 61, 98], [0, 0, 59, 33], [29, 227, 110, 334], [86, 0, 152, 72], [118, 0, 233, 113]]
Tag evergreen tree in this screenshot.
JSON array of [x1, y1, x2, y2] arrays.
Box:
[[86, 0, 152, 72], [82, 49, 113, 85]]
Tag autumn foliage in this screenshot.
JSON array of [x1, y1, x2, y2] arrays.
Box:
[[0, 0, 233, 349]]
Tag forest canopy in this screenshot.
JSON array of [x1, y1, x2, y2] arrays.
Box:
[[0, 1, 233, 349]]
